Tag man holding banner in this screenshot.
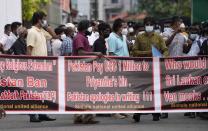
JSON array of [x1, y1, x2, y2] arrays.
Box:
[[72, 20, 102, 124], [132, 17, 169, 122]]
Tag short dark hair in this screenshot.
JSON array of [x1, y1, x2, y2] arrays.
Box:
[[171, 16, 182, 25], [98, 22, 111, 34], [4, 24, 11, 32], [31, 11, 47, 25], [201, 21, 208, 36], [144, 17, 155, 25], [11, 22, 22, 32], [55, 27, 64, 35], [192, 22, 200, 27], [77, 20, 90, 32], [113, 18, 125, 32]]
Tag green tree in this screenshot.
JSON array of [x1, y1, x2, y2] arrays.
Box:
[[137, 0, 191, 19], [22, 0, 51, 21]]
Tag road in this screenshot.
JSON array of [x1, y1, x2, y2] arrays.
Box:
[[0, 113, 207, 131]]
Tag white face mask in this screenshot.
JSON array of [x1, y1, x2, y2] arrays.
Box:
[[132, 40, 135, 44], [41, 20, 48, 27], [180, 23, 185, 28], [88, 27, 93, 33], [94, 32, 99, 37], [190, 34, 198, 40], [122, 28, 128, 36], [145, 26, 154, 33], [155, 29, 161, 34], [73, 32, 77, 37], [61, 34, 66, 40], [128, 27, 134, 33]]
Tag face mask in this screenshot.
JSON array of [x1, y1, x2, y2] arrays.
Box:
[[122, 28, 128, 36], [104, 33, 110, 38], [85, 31, 92, 36], [41, 20, 48, 28], [94, 32, 99, 37], [61, 34, 66, 40], [128, 27, 134, 33], [180, 23, 185, 28], [190, 34, 198, 40], [145, 26, 154, 33], [73, 32, 77, 37], [132, 40, 135, 44], [88, 27, 93, 33], [155, 29, 161, 34]]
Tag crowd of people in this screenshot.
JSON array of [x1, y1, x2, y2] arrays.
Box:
[[0, 11, 208, 123]]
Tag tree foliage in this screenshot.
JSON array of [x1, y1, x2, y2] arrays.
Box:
[[137, 0, 191, 19], [22, 0, 51, 21]]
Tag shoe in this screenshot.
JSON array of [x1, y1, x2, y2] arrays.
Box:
[[74, 120, 83, 124], [74, 118, 83, 124], [39, 115, 56, 121], [189, 113, 196, 118], [184, 112, 191, 116], [83, 120, 99, 124], [161, 113, 168, 119], [133, 114, 140, 122], [30, 115, 41, 122], [153, 115, 160, 121], [112, 114, 127, 119]]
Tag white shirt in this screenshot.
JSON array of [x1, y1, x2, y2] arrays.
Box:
[[88, 32, 99, 46], [186, 36, 207, 56], [4, 32, 18, 51], [0, 34, 9, 48], [162, 28, 186, 57], [51, 39, 62, 56]]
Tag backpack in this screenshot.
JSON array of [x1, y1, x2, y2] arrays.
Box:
[[198, 39, 208, 55]]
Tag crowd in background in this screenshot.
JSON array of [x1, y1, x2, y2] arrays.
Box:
[[0, 11, 208, 123]]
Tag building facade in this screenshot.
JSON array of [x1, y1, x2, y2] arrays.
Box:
[[46, 0, 71, 28], [72, 0, 138, 22], [0, 0, 22, 36]]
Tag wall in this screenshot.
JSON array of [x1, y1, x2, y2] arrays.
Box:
[[0, 0, 22, 36]]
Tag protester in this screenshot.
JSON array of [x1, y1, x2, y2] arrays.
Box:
[[93, 22, 111, 55], [60, 23, 76, 56], [107, 18, 129, 119], [132, 17, 168, 122], [162, 16, 187, 57], [108, 18, 129, 57], [0, 24, 11, 53], [26, 11, 57, 122], [9, 26, 27, 55], [127, 21, 137, 52], [0, 109, 6, 119], [88, 20, 100, 47], [51, 27, 65, 56], [72, 20, 102, 124], [4, 22, 22, 53], [131, 17, 168, 57], [198, 21, 208, 55], [185, 23, 203, 56]]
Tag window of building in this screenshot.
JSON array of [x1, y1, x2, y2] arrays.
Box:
[[111, 0, 118, 4]]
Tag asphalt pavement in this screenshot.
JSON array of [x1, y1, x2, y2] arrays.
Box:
[[0, 113, 207, 131]]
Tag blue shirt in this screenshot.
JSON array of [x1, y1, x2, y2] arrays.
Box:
[[107, 32, 129, 57], [60, 36, 73, 56]]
